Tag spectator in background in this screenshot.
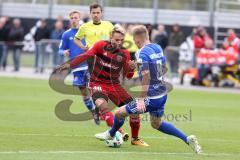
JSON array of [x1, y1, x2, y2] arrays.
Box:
[[50, 20, 65, 69], [196, 39, 214, 86], [193, 26, 213, 67], [0, 17, 7, 70], [152, 24, 168, 50], [218, 41, 239, 87], [7, 18, 24, 71], [146, 24, 153, 39], [34, 19, 50, 73], [1, 16, 11, 70], [56, 15, 64, 22], [193, 26, 212, 50], [224, 29, 240, 54], [178, 35, 195, 85], [56, 15, 69, 30], [220, 41, 238, 66], [82, 13, 90, 23], [166, 24, 184, 79]]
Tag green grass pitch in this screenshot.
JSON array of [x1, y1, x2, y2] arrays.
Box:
[[0, 77, 240, 160]]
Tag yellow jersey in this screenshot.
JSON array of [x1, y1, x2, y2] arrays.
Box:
[[75, 20, 114, 47], [123, 33, 138, 53]]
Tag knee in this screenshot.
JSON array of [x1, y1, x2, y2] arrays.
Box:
[[94, 98, 105, 107], [150, 119, 162, 130], [115, 106, 129, 120], [115, 110, 124, 120]]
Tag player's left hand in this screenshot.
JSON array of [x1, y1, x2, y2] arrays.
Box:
[[83, 45, 89, 51], [63, 49, 70, 57], [129, 60, 136, 70], [57, 62, 70, 72], [137, 98, 146, 113]]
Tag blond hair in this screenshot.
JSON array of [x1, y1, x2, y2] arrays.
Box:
[[112, 25, 126, 36], [132, 25, 149, 39], [69, 10, 81, 17]]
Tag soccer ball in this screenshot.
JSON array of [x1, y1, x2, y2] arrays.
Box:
[[105, 131, 123, 148]]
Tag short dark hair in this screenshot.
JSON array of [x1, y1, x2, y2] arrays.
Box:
[[90, 3, 103, 12]]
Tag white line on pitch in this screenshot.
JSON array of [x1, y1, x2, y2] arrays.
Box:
[[0, 132, 238, 143], [0, 151, 239, 157]]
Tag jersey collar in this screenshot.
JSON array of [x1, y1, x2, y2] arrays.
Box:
[[93, 21, 101, 25]]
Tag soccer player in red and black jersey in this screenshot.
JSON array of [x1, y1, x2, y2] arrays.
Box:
[[59, 26, 149, 146]]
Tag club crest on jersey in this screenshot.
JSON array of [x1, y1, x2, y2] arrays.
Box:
[[104, 43, 116, 52], [74, 76, 78, 81]]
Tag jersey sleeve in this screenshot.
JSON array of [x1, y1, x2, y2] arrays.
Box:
[[59, 32, 68, 50], [137, 51, 149, 71], [87, 41, 102, 56], [70, 41, 101, 68], [75, 24, 85, 40]]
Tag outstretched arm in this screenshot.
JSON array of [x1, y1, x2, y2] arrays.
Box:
[[57, 52, 93, 72], [70, 41, 100, 68], [70, 51, 94, 68], [58, 42, 100, 71]]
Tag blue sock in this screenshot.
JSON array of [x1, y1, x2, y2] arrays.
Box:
[[109, 116, 125, 137], [158, 121, 188, 144], [83, 98, 95, 111]]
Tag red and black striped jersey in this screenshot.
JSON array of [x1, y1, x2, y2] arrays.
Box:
[[70, 40, 134, 84]]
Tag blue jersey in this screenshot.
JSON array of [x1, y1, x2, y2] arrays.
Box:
[[136, 43, 167, 97], [59, 28, 88, 71]]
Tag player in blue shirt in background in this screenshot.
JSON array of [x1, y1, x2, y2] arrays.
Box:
[[96, 25, 202, 154], [58, 10, 99, 125]]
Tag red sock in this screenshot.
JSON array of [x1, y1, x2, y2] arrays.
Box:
[[130, 115, 140, 138], [100, 108, 114, 127], [100, 108, 123, 133]]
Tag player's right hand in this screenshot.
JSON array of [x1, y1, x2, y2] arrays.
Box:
[[137, 98, 146, 113], [64, 49, 70, 57]]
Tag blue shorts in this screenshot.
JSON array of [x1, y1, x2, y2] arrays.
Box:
[[72, 70, 89, 87], [126, 95, 167, 117]]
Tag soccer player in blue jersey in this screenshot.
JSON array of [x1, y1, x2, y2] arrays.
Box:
[[96, 25, 202, 154], [58, 10, 99, 125]]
